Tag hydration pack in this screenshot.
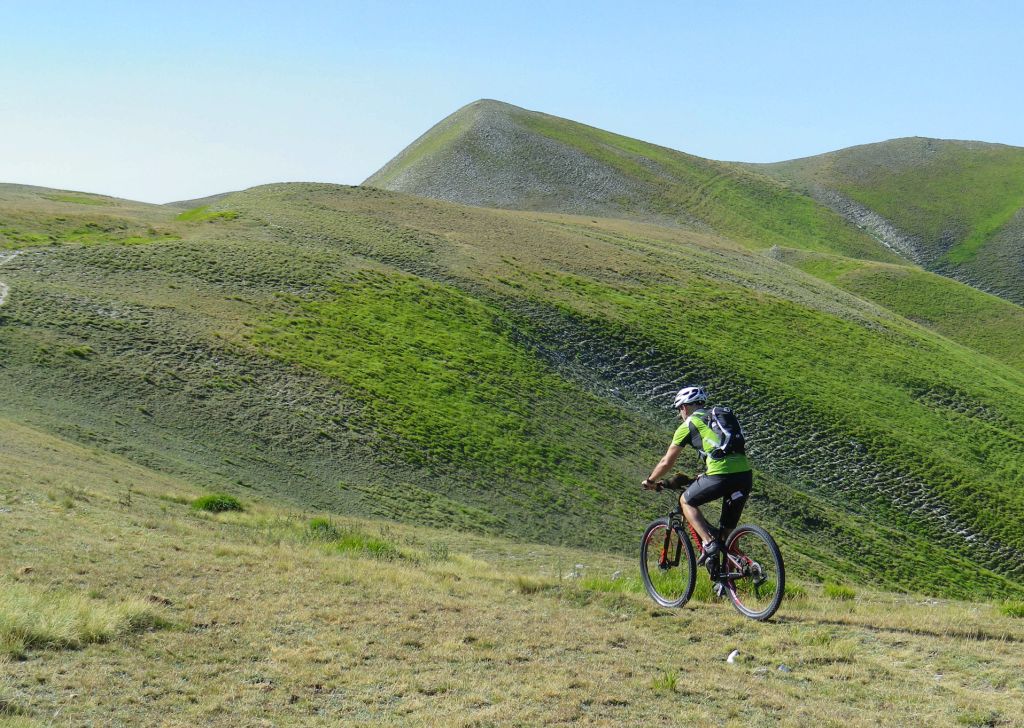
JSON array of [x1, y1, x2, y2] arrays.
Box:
[[707, 406, 746, 460]]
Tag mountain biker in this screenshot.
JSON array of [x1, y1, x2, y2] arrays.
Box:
[[641, 385, 752, 566]]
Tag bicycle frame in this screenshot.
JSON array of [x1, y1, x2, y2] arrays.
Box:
[[666, 504, 747, 583]]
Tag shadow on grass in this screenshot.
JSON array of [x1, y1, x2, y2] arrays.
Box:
[[774, 614, 1021, 644]]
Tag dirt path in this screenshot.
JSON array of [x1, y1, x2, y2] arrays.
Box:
[[0, 250, 21, 307]]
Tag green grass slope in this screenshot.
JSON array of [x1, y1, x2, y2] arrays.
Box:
[[754, 138, 1024, 304], [4, 417, 1023, 726], [1, 183, 1023, 600], [365, 100, 899, 262], [769, 247, 1024, 371]]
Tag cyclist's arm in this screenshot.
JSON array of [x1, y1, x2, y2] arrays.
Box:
[[644, 444, 683, 485]]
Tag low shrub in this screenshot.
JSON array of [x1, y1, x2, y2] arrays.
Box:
[[692, 571, 716, 603], [427, 542, 450, 562], [999, 600, 1024, 618], [0, 690, 27, 718], [64, 345, 94, 359], [785, 582, 809, 600], [306, 517, 341, 542], [191, 493, 244, 513], [335, 532, 402, 560], [823, 582, 856, 600], [512, 576, 558, 595], [578, 574, 644, 595], [650, 669, 678, 694], [176, 206, 239, 222], [957, 708, 1004, 727]]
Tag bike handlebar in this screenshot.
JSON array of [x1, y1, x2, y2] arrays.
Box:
[[652, 478, 688, 492]]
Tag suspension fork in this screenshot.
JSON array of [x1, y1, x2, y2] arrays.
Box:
[[659, 513, 685, 568]]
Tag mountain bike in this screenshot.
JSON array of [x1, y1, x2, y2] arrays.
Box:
[[639, 480, 784, 620]]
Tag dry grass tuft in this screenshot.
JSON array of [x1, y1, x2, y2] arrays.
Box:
[[0, 580, 168, 659], [512, 575, 558, 595]]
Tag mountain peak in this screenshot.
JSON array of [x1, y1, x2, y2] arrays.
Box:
[[363, 103, 901, 261], [364, 98, 632, 216]]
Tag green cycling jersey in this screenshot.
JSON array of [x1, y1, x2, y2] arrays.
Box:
[[671, 408, 751, 476]]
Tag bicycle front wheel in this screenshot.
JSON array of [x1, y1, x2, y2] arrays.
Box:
[[640, 517, 696, 608], [723, 524, 785, 621]]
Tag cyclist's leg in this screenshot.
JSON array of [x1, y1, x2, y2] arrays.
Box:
[[718, 471, 754, 543], [681, 475, 730, 545]]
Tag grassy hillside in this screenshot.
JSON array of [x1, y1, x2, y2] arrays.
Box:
[[0, 183, 180, 248], [366, 100, 899, 263], [2, 182, 1023, 601], [769, 247, 1024, 371], [755, 138, 1024, 304], [3, 417, 1023, 726]]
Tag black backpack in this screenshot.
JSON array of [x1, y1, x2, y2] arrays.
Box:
[[707, 406, 746, 460]]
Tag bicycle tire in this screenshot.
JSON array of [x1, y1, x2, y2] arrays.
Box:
[[722, 524, 784, 621], [639, 517, 696, 608]]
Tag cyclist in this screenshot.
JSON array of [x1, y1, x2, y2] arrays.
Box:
[[642, 385, 752, 567]]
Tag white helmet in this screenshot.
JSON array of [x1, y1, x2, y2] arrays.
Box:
[[672, 385, 707, 408]]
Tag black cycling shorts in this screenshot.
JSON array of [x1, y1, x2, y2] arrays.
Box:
[[682, 471, 753, 533]]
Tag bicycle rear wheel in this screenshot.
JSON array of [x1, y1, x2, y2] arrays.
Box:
[[640, 517, 696, 608], [723, 524, 784, 620]]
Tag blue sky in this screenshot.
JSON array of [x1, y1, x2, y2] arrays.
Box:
[[1, 0, 1021, 202]]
